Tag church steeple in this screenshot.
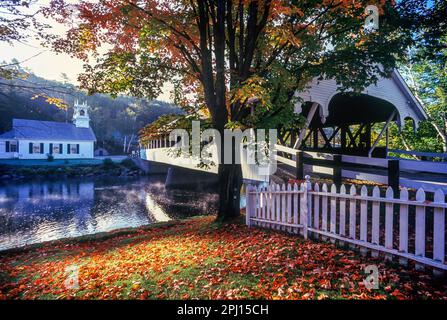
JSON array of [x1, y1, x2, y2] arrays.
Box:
[[73, 100, 90, 128]]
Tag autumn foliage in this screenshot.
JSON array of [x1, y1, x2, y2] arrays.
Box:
[[43, 0, 415, 219], [1, 216, 446, 300]]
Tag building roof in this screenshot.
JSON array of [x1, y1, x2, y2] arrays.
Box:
[[0, 119, 96, 141]]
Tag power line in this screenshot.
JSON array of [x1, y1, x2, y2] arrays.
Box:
[[0, 50, 47, 68]]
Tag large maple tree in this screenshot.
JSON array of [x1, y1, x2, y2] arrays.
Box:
[[47, 0, 413, 220]]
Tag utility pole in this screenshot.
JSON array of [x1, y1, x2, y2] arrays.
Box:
[[442, 111, 447, 159]]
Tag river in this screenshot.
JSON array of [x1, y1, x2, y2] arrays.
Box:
[[0, 176, 219, 251]]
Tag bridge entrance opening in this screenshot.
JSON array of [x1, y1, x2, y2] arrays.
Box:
[[297, 93, 400, 158]]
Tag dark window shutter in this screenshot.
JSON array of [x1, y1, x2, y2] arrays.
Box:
[[76, 144, 79, 154], [49, 143, 53, 154], [67, 144, 70, 154], [60, 144, 63, 154], [40, 143, 44, 154], [29, 143, 32, 153], [16, 142, 19, 153], [5, 141, 9, 152]]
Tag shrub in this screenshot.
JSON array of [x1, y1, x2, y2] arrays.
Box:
[[120, 158, 137, 169], [102, 158, 116, 169]]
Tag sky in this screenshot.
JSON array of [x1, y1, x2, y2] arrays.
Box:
[[0, 0, 173, 102]]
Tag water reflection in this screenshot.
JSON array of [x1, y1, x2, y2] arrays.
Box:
[[0, 176, 218, 251]]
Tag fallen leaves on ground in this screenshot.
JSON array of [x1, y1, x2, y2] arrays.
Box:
[[0, 216, 446, 300]]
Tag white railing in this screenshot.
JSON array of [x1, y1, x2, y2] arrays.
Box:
[[388, 149, 447, 160], [273, 144, 447, 192], [246, 176, 447, 271]]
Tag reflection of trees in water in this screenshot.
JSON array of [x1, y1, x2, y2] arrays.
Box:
[[0, 180, 94, 233], [145, 182, 219, 218], [0, 179, 96, 249]]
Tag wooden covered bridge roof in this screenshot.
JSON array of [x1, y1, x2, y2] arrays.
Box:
[[293, 69, 427, 129]]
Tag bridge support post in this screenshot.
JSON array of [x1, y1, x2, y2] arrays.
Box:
[[333, 154, 342, 187], [296, 150, 304, 180], [388, 159, 400, 193]]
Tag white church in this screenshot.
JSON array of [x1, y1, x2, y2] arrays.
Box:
[[0, 101, 96, 159]]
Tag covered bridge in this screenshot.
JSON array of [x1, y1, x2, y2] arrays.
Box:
[[292, 69, 427, 158], [272, 69, 447, 192]]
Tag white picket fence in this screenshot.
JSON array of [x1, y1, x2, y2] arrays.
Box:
[[245, 176, 447, 271]]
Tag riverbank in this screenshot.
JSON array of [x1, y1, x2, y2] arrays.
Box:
[[0, 158, 145, 181], [0, 215, 446, 300]]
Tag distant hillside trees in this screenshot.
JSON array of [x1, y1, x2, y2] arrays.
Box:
[[0, 67, 182, 154]]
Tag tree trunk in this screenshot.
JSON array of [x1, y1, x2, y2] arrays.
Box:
[[217, 162, 243, 222]]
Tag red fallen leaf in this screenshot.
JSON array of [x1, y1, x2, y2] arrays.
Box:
[[318, 279, 332, 290], [156, 293, 166, 299], [391, 289, 406, 300], [139, 291, 150, 299], [403, 283, 413, 291]]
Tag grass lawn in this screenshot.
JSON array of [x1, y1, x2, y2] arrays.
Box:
[[0, 215, 446, 300]]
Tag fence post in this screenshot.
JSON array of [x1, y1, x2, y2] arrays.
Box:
[[245, 185, 255, 227], [333, 154, 342, 187], [296, 150, 304, 180], [388, 159, 399, 193]]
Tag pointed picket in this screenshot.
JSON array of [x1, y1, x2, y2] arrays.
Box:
[[281, 184, 287, 230], [258, 187, 264, 227], [265, 185, 272, 227], [313, 183, 320, 230], [321, 183, 328, 232], [433, 189, 445, 263], [306, 181, 313, 229], [349, 185, 357, 239], [269, 184, 275, 229], [371, 186, 380, 246], [287, 183, 292, 232], [415, 188, 426, 258], [293, 183, 299, 233], [399, 188, 409, 266], [339, 184, 346, 236], [262, 187, 267, 227], [266, 186, 270, 221], [385, 187, 394, 250], [275, 184, 281, 230], [260, 186, 265, 227], [360, 186, 368, 242], [330, 184, 337, 234], [245, 184, 252, 226], [300, 182, 308, 239]]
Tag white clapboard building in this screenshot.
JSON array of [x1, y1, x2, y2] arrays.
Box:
[[0, 101, 96, 159]]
